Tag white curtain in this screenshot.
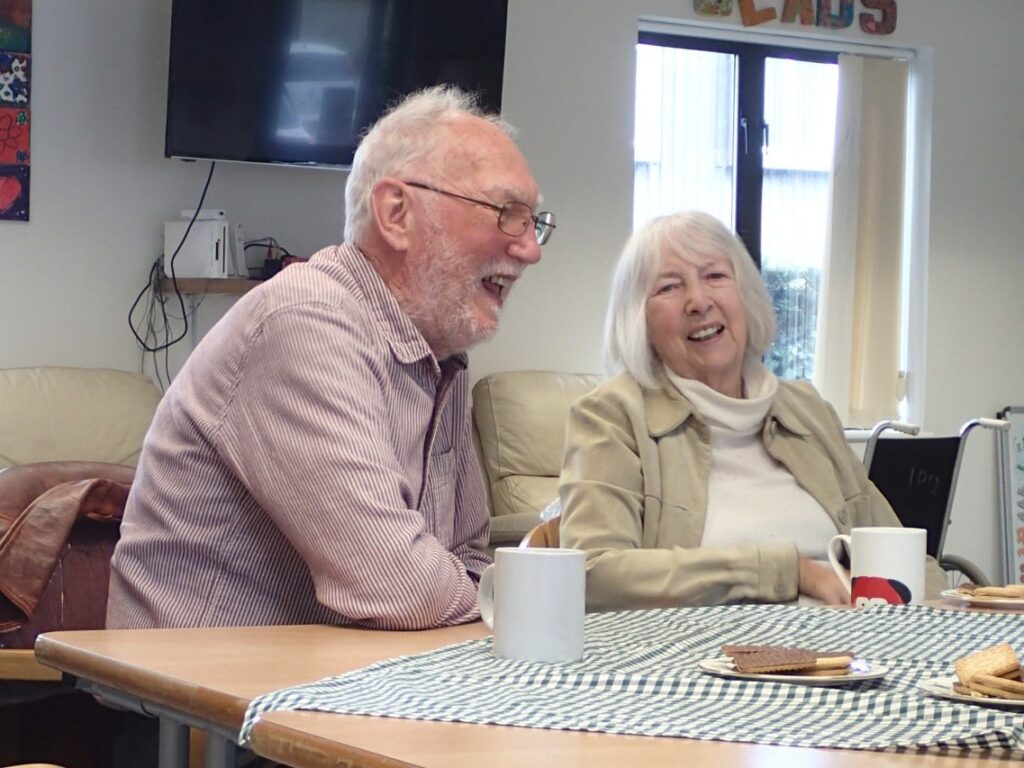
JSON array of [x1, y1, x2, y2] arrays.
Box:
[[815, 54, 908, 427]]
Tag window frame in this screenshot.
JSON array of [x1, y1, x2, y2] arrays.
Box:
[[635, 20, 931, 425], [637, 31, 837, 268]]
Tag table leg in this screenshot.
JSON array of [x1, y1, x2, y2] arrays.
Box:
[[72, 676, 242, 768], [159, 718, 190, 768], [204, 731, 239, 768]]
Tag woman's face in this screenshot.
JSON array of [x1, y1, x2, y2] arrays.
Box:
[[645, 248, 748, 398]]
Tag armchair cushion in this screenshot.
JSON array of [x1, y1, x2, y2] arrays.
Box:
[[472, 371, 601, 545]]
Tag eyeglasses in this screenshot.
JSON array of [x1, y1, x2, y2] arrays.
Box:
[[403, 181, 556, 246]]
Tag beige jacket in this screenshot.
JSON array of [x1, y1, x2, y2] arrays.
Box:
[[559, 371, 946, 610]]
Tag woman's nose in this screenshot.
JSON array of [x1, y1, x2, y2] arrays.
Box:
[[684, 284, 712, 314]]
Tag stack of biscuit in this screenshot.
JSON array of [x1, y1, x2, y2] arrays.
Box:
[[953, 643, 1024, 700], [722, 644, 854, 676], [955, 584, 1024, 600]]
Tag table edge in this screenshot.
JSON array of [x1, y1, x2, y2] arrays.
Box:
[[34, 633, 249, 731], [249, 716, 422, 768]]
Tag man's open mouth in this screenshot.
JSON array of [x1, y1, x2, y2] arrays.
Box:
[[482, 275, 514, 300]]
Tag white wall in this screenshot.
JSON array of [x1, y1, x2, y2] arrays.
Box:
[[0, 0, 349, 374], [2, 0, 1023, 581]]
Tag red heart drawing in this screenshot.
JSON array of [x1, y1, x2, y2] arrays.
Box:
[[0, 176, 22, 213]]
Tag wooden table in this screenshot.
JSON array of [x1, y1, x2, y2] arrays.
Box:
[[33, 623, 483, 768], [34, 604, 1017, 768], [248, 707, 1015, 768]]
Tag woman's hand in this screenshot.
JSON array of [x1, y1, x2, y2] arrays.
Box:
[[798, 557, 850, 605]]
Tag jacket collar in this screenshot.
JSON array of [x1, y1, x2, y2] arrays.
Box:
[[769, 383, 813, 437], [642, 368, 698, 437]]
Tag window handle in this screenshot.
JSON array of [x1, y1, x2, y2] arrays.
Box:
[[740, 118, 770, 155]]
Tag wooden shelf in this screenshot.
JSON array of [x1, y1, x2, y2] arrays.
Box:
[[159, 277, 263, 296]]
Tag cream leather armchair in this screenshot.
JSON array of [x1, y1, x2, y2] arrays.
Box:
[[0, 367, 160, 676], [472, 371, 602, 547], [0, 366, 161, 469]]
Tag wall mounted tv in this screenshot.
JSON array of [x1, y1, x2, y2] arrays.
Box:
[[165, 0, 509, 169]]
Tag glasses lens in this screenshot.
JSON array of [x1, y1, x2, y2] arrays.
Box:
[[535, 212, 556, 245], [497, 202, 534, 239]]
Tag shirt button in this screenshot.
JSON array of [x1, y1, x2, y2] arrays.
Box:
[[838, 509, 848, 525]]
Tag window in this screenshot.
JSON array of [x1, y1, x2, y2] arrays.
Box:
[[638, 25, 921, 434], [635, 29, 918, 425], [635, 33, 838, 382]]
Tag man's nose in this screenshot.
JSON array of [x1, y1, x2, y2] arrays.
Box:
[[508, 230, 542, 265]]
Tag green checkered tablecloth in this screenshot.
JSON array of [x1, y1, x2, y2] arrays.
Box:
[[240, 604, 1024, 754]]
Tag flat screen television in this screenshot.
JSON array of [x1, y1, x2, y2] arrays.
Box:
[[165, 0, 509, 169]]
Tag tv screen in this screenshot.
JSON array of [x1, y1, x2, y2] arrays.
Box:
[[165, 0, 509, 169]]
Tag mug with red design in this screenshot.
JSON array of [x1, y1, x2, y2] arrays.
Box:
[[827, 527, 927, 607]]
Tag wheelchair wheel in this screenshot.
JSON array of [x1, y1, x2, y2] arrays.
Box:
[[939, 554, 991, 589]]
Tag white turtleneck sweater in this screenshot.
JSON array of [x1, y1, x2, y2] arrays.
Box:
[[665, 362, 839, 569]]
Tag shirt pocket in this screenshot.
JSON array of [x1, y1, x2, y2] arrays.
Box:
[[421, 448, 455, 544]]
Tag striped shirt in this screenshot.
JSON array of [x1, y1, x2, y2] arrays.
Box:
[[107, 244, 491, 630]]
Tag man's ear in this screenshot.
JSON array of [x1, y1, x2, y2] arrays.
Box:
[[369, 179, 412, 252]]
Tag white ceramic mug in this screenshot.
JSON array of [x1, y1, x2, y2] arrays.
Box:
[[827, 526, 927, 607], [477, 547, 585, 662]]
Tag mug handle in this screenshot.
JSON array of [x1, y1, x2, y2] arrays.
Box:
[[477, 563, 496, 629], [826, 534, 853, 592]]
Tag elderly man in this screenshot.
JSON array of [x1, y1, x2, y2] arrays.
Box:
[[108, 86, 555, 630]]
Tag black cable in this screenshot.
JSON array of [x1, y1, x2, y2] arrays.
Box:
[[128, 161, 217, 353], [153, 276, 172, 388], [136, 259, 164, 390], [144, 262, 167, 391], [128, 258, 159, 347], [163, 333, 171, 388], [245, 237, 295, 259]]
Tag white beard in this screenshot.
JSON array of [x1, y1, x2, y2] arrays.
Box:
[[404, 230, 497, 359]]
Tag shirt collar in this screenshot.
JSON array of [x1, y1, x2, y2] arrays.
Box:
[[328, 243, 468, 373]]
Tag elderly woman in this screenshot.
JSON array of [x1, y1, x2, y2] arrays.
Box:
[[559, 211, 945, 609]]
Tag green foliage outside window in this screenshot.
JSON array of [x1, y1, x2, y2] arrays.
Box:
[[763, 267, 820, 382]]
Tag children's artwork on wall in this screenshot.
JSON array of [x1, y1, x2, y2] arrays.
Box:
[[0, 0, 31, 52], [0, 106, 27, 159], [0, 162, 27, 219], [0, 51, 29, 103], [0, 0, 30, 222]]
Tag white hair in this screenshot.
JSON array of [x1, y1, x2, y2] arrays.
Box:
[[603, 211, 777, 388], [343, 85, 513, 244]]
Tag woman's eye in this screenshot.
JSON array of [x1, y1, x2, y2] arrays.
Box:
[[655, 282, 679, 295]]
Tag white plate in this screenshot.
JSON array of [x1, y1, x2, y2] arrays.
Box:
[[917, 676, 1024, 710], [697, 657, 887, 686], [941, 588, 1024, 610]]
